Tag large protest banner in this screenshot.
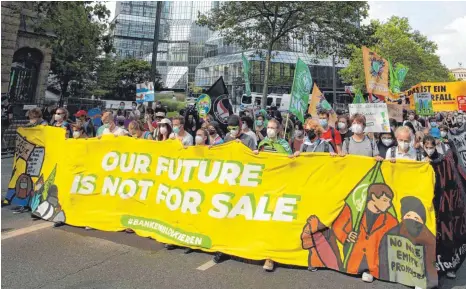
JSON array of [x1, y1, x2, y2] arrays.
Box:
[[8, 127, 438, 288], [362, 46, 389, 99], [407, 82, 466, 112], [349, 103, 390, 133]]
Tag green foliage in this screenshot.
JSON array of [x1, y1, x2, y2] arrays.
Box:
[[197, 1, 369, 108], [32, 2, 114, 100], [159, 99, 186, 112], [340, 16, 453, 92]]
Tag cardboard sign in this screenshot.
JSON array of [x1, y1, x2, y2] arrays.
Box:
[[387, 104, 403, 122], [136, 82, 155, 103], [349, 103, 390, 132]]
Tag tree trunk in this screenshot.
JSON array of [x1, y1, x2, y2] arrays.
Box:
[[261, 45, 273, 110], [59, 78, 70, 106]]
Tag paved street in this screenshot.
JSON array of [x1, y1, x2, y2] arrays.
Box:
[[1, 157, 465, 289]]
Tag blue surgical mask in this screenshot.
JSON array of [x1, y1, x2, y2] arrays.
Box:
[[319, 119, 328, 128], [256, 120, 263, 126], [173, 126, 180, 134], [430, 122, 437, 127]]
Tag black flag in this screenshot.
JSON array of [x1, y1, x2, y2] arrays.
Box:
[[206, 76, 233, 132]]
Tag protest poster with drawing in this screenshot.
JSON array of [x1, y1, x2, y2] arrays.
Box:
[[349, 103, 390, 133], [136, 82, 155, 103], [414, 92, 434, 116]]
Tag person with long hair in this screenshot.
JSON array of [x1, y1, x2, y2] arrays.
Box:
[[155, 118, 172, 141], [128, 120, 152, 139]]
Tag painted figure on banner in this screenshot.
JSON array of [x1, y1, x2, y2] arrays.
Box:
[[301, 215, 342, 271], [332, 182, 398, 277], [379, 197, 437, 288]]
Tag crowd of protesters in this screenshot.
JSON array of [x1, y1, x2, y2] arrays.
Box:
[[11, 98, 466, 281]]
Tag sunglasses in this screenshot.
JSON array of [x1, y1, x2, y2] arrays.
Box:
[[227, 126, 239, 131]]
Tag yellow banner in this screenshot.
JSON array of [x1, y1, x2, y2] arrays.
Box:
[[406, 81, 465, 112], [363, 46, 389, 98], [7, 127, 438, 289]]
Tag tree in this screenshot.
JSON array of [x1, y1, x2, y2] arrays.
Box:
[[339, 16, 455, 92], [93, 58, 163, 100], [198, 1, 369, 109], [32, 2, 113, 102]]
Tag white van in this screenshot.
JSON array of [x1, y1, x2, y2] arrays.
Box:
[[240, 93, 291, 112]]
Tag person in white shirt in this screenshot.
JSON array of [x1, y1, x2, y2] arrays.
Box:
[[97, 111, 128, 137], [386, 126, 420, 162], [241, 116, 257, 148]]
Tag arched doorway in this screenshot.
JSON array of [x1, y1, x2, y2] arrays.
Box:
[[8, 47, 43, 103]]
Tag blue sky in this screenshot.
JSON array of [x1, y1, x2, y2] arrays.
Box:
[[105, 1, 466, 69]]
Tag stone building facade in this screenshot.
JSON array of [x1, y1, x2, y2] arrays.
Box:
[[1, 1, 52, 104]]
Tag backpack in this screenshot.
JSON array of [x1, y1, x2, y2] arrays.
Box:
[[345, 136, 375, 157]]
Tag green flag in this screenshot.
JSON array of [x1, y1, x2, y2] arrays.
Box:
[[289, 58, 312, 123], [241, 53, 251, 97], [389, 59, 409, 94], [342, 162, 396, 269], [352, 89, 366, 104]]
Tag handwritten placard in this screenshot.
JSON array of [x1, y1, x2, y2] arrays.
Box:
[[15, 135, 35, 161], [349, 103, 390, 132], [26, 147, 45, 177]]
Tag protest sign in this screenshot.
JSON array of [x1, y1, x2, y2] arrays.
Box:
[[407, 82, 466, 112], [136, 82, 155, 103], [414, 92, 434, 116], [362, 46, 389, 99], [289, 58, 312, 123], [458, 95, 466, 112], [387, 103, 403, 122], [26, 147, 45, 177], [7, 126, 439, 288], [308, 84, 337, 126], [195, 94, 211, 119], [431, 149, 466, 277], [349, 103, 390, 132]]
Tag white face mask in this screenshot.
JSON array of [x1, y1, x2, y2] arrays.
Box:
[[20, 182, 27, 189], [159, 127, 167, 135], [241, 123, 248, 130], [440, 131, 447, 138], [381, 139, 393, 146], [398, 140, 410, 152], [408, 115, 415, 121], [72, 131, 81, 139], [230, 129, 238, 138], [351, 124, 364, 134], [338, 122, 347, 130], [195, 135, 204, 145], [54, 114, 63, 121], [425, 148, 435, 156], [267, 128, 277, 138]]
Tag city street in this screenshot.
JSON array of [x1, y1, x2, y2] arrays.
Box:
[[1, 158, 465, 289]]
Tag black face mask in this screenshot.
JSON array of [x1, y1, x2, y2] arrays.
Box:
[[404, 219, 423, 237], [306, 129, 316, 140]]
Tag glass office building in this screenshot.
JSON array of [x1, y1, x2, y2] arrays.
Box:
[[113, 1, 215, 89]]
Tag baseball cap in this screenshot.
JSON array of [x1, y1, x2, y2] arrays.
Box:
[[155, 111, 166, 118], [74, 110, 87, 117]]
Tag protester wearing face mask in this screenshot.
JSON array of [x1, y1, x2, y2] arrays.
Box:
[[290, 122, 305, 153], [421, 135, 443, 163], [403, 111, 422, 132], [337, 115, 353, 140], [74, 110, 95, 137], [256, 118, 292, 155], [130, 101, 141, 119], [155, 118, 172, 141], [97, 111, 128, 137], [128, 120, 152, 140], [438, 124, 449, 142], [428, 116, 440, 138], [318, 109, 341, 153], [71, 123, 88, 139], [293, 119, 335, 156], [170, 116, 193, 146], [52, 107, 71, 138], [195, 128, 209, 146], [241, 116, 257, 148], [386, 126, 420, 162], [255, 113, 267, 142], [25, 108, 48, 127], [341, 114, 381, 160], [454, 112, 464, 129], [377, 130, 396, 159], [223, 115, 255, 150], [207, 122, 224, 146]]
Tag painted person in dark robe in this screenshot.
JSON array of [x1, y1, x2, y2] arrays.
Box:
[[379, 196, 437, 289], [301, 215, 342, 272]]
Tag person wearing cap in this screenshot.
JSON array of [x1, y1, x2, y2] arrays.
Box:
[[224, 115, 255, 150], [155, 118, 172, 141], [379, 196, 437, 289], [74, 110, 95, 137], [96, 111, 128, 137], [128, 120, 152, 139]]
